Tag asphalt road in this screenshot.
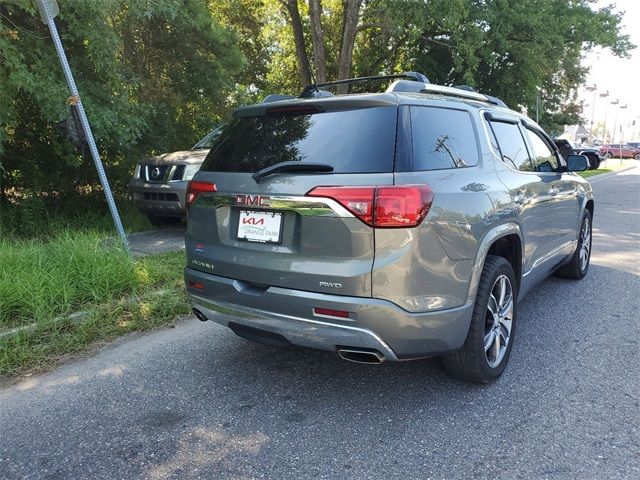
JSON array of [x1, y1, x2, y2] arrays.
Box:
[[1, 169, 639, 480]]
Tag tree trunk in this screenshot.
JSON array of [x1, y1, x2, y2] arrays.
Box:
[[308, 0, 327, 83], [336, 0, 363, 93], [282, 0, 312, 87]]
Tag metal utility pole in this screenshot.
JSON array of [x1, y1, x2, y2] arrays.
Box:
[[618, 104, 627, 163], [599, 91, 610, 143], [585, 84, 597, 142], [35, 0, 130, 254]]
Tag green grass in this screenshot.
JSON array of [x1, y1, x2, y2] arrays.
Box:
[[0, 195, 153, 240], [0, 232, 189, 376], [578, 168, 612, 178]]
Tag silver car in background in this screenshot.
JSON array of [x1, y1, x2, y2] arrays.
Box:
[[128, 125, 224, 225]]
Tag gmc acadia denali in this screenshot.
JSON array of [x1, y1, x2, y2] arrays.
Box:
[[184, 73, 594, 383]]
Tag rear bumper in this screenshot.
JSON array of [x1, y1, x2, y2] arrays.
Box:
[[128, 179, 187, 216], [185, 267, 474, 359]]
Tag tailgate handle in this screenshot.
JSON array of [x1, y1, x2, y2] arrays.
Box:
[[232, 280, 269, 296]]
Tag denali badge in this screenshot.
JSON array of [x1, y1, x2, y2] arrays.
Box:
[[319, 281, 342, 289], [235, 194, 271, 208]]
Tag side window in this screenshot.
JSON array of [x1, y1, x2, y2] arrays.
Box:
[[410, 106, 479, 170], [525, 129, 559, 172], [489, 121, 533, 172]]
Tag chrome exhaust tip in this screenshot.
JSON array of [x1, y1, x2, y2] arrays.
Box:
[[192, 308, 208, 322], [337, 348, 385, 364]]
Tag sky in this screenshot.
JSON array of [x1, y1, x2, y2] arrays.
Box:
[[576, 0, 640, 142]]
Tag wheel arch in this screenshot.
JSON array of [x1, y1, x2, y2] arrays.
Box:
[[467, 223, 523, 304]]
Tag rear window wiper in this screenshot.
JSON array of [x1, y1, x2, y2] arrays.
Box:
[[252, 161, 333, 183]]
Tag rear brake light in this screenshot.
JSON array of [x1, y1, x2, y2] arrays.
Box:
[[186, 181, 216, 209], [308, 186, 375, 224], [307, 185, 433, 228], [313, 307, 350, 318], [375, 185, 433, 227]]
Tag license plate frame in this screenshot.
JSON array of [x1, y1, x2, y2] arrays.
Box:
[[237, 210, 283, 244]]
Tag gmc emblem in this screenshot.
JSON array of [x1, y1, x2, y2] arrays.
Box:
[[235, 194, 271, 207]]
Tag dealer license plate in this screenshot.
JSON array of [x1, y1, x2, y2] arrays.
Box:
[[237, 210, 282, 244]]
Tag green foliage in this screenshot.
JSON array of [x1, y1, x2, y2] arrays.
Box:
[[0, 231, 135, 329], [0, 0, 244, 204], [0, 245, 188, 376], [0, 0, 634, 227]]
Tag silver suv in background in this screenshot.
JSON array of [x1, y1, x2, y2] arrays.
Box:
[[128, 125, 224, 225], [184, 73, 594, 383]]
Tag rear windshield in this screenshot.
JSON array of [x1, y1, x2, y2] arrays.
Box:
[[201, 106, 397, 173]]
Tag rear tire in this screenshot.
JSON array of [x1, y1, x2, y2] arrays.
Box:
[[147, 214, 182, 226], [442, 255, 517, 383], [634, 153, 640, 160], [556, 210, 592, 279]]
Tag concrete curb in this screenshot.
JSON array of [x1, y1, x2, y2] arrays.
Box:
[[587, 165, 638, 183]]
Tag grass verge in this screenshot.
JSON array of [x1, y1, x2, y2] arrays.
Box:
[[578, 159, 637, 179], [578, 168, 612, 178], [0, 232, 189, 376]]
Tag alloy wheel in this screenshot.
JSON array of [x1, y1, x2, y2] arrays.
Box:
[[484, 275, 513, 368], [579, 216, 591, 271]]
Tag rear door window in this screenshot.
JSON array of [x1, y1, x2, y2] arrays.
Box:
[[201, 106, 397, 173], [489, 121, 533, 172], [409, 106, 479, 170]]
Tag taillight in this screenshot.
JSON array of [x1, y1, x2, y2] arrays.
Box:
[[374, 185, 433, 227], [307, 186, 375, 225], [307, 185, 433, 228], [186, 181, 216, 209]]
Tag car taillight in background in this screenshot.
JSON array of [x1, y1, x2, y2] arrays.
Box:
[[186, 181, 216, 209], [307, 185, 434, 228]]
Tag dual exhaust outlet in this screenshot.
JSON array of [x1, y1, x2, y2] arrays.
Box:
[[193, 308, 386, 364]]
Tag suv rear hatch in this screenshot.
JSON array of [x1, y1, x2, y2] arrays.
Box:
[[186, 96, 400, 297]]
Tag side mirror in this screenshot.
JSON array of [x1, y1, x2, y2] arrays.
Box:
[[567, 154, 589, 172]]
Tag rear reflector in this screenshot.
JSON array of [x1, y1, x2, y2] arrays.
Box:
[[307, 185, 433, 228], [188, 280, 204, 291], [186, 181, 216, 209], [313, 307, 350, 319]]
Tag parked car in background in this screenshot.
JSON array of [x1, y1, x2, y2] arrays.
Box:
[[599, 143, 640, 159], [128, 125, 225, 225], [554, 139, 601, 170], [185, 72, 594, 383]]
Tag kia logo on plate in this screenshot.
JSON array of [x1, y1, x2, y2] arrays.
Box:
[[235, 194, 271, 207]]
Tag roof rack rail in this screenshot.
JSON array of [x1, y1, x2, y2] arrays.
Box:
[[262, 94, 296, 103], [300, 71, 430, 98], [420, 84, 509, 108]]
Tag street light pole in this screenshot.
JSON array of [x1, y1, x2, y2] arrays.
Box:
[[35, 0, 130, 254], [586, 84, 597, 142], [599, 91, 609, 143], [618, 104, 627, 163]]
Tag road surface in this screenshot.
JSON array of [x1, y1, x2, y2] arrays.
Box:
[[1, 169, 639, 479]]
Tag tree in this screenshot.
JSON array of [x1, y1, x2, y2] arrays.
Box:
[[0, 0, 244, 206], [308, 0, 327, 83]]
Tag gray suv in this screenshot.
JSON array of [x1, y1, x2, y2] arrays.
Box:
[[184, 73, 594, 383]]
